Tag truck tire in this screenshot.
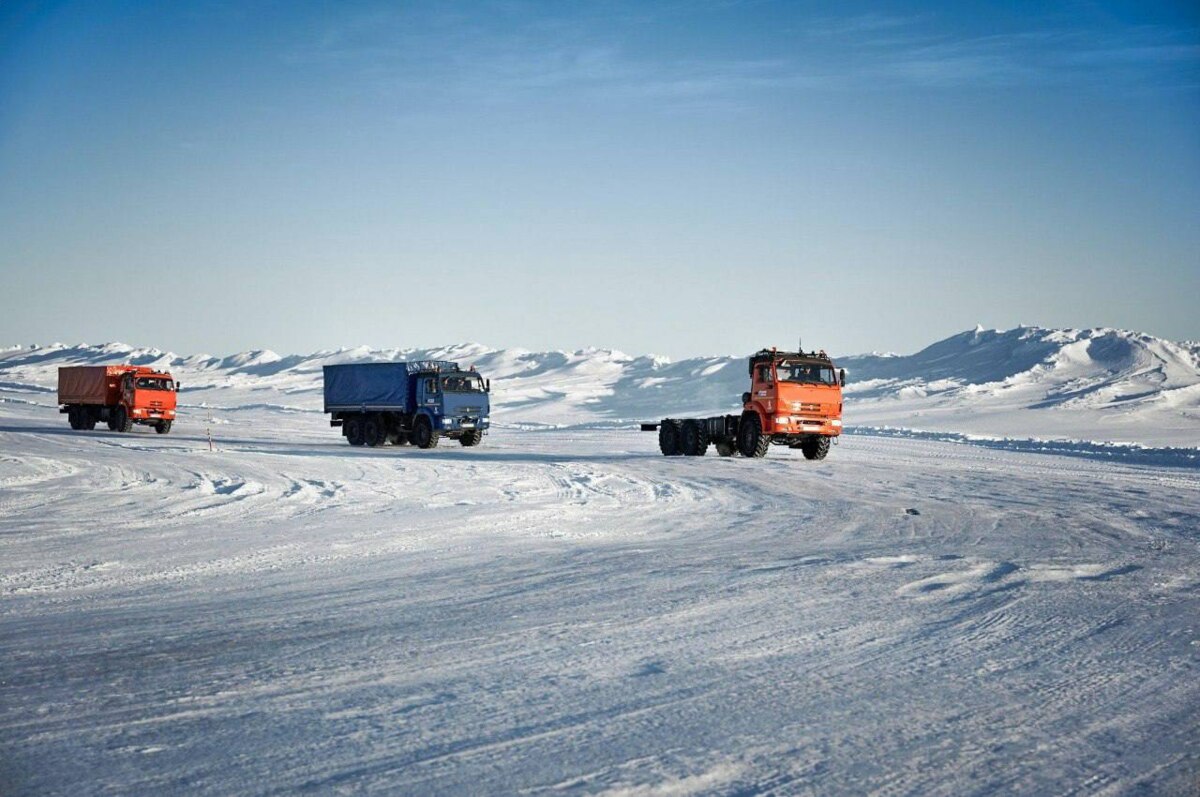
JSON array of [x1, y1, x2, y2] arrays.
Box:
[[681, 419, 708, 456], [737, 413, 769, 458], [155, 420, 172, 435], [459, 429, 483, 447], [344, 416, 366, 446], [82, 411, 96, 431], [113, 406, 133, 433], [363, 415, 386, 447], [801, 436, 831, 461], [68, 407, 82, 430], [715, 441, 736, 457], [413, 416, 439, 449], [658, 420, 682, 456]]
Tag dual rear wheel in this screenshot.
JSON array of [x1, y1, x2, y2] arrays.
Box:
[[363, 416, 386, 447], [658, 420, 682, 456], [344, 414, 446, 450], [660, 420, 720, 457], [680, 420, 709, 456], [344, 416, 366, 446], [67, 407, 98, 430]]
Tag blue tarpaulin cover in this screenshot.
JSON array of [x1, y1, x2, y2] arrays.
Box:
[[322, 361, 460, 411], [323, 363, 413, 410]]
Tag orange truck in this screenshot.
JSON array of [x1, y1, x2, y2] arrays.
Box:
[[642, 347, 844, 459], [58, 365, 179, 434]]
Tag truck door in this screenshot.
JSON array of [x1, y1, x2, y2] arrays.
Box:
[[121, 374, 135, 408], [753, 364, 776, 415], [418, 376, 440, 415]]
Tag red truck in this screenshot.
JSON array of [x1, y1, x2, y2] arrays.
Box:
[[58, 365, 179, 434], [642, 347, 844, 459]]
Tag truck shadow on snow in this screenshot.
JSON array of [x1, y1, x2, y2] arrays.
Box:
[[8, 422, 1195, 469], [0, 424, 669, 464]]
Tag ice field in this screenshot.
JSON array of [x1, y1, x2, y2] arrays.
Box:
[[2, 397, 1197, 795]]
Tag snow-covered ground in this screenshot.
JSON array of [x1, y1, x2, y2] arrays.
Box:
[[1, 392, 1198, 794]]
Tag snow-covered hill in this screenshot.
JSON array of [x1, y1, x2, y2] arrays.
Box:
[[2, 325, 1198, 446], [841, 326, 1200, 447]]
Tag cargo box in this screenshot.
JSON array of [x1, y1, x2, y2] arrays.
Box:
[[323, 363, 415, 411], [57, 366, 128, 406]]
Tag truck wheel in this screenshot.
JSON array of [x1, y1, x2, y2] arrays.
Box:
[[459, 429, 483, 447], [737, 413, 769, 458], [801, 436, 831, 461], [715, 441, 736, 457], [413, 416, 439, 449], [155, 420, 172, 435], [363, 415, 386, 447], [82, 412, 96, 431], [114, 406, 133, 433], [658, 420, 682, 456], [681, 419, 708, 456], [344, 416, 366, 446], [68, 407, 82, 430]]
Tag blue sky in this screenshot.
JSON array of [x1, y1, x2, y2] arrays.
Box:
[[1, 1, 1197, 358]]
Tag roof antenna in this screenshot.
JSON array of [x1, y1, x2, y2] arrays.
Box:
[[797, 336, 802, 355]]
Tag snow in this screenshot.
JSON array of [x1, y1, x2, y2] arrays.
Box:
[[1, 329, 1198, 794]]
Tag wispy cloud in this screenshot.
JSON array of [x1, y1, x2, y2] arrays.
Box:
[[281, 6, 1200, 110]]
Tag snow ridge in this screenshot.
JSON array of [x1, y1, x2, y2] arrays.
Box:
[[1, 327, 1197, 446]]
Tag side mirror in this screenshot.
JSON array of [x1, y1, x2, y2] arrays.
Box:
[[485, 379, 491, 393], [176, 382, 182, 391], [839, 368, 846, 386], [741, 392, 751, 405]]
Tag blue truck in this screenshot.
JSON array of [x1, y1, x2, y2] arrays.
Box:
[[323, 360, 491, 448]]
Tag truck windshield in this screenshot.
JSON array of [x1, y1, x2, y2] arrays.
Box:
[[441, 375, 484, 392], [778, 362, 836, 385], [135, 378, 174, 391]]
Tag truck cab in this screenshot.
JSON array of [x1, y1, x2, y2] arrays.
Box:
[[746, 351, 843, 440], [414, 370, 490, 437], [735, 348, 843, 459], [120, 371, 178, 429]]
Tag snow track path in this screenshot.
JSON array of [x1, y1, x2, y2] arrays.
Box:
[[0, 406, 1197, 796]]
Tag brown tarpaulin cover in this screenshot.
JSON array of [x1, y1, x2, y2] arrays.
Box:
[[57, 366, 127, 405]]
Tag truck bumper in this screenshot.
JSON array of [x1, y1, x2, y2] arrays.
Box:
[[129, 408, 176, 423], [769, 418, 842, 436], [442, 419, 490, 432]]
